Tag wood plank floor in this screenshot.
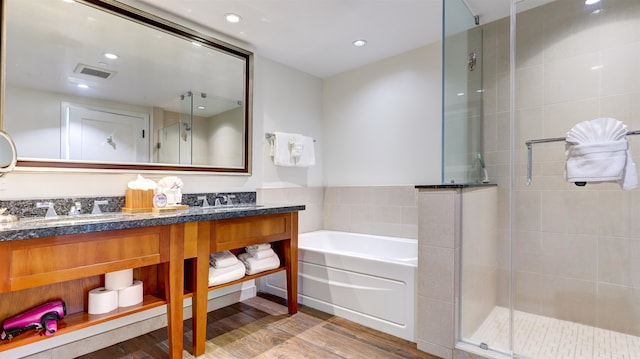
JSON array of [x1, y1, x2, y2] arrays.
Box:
[[76, 294, 440, 359]]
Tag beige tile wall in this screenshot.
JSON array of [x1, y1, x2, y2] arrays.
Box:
[[258, 185, 418, 240], [416, 186, 497, 359], [323, 185, 418, 239], [257, 187, 324, 233], [417, 188, 460, 359], [483, 0, 640, 335], [460, 187, 498, 339]]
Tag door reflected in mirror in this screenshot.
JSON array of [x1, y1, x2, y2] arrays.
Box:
[[2, 0, 252, 173]]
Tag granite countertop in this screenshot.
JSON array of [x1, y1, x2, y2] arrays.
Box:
[[0, 204, 305, 242]]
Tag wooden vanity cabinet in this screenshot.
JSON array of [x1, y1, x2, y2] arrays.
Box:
[[187, 212, 299, 356], [0, 210, 300, 358], [0, 224, 185, 358]]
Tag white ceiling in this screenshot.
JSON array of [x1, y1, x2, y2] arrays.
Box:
[[134, 0, 521, 79]]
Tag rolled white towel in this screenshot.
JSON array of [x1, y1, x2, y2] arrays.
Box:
[[209, 250, 238, 268], [238, 252, 281, 275], [208, 261, 245, 286], [246, 247, 277, 260], [565, 140, 637, 190]]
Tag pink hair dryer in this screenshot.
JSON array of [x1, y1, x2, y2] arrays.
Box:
[[0, 300, 66, 340]]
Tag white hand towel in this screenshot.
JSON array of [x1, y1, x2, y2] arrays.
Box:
[[565, 118, 637, 190], [269, 132, 315, 167], [208, 261, 245, 286], [293, 134, 315, 167], [289, 136, 304, 159], [209, 250, 238, 268], [246, 247, 277, 260], [270, 132, 296, 166], [238, 252, 281, 275]]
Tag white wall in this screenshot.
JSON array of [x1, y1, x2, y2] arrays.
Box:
[[5, 86, 152, 159], [258, 58, 324, 189], [1, 0, 444, 198], [0, 54, 324, 199], [208, 107, 244, 168], [323, 43, 442, 186]]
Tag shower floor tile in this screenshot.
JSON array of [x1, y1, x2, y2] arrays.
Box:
[[469, 306, 640, 359]]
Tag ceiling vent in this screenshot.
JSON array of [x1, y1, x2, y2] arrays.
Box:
[[74, 64, 116, 79]]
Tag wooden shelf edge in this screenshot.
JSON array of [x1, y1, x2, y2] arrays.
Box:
[[207, 266, 286, 292], [0, 295, 166, 351]]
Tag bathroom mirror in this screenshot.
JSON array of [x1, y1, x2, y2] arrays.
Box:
[[1, 0, 252, 173], [0, 130, 17, 177]]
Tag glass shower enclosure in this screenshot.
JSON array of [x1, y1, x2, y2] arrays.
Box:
[[453, 0, 640, 358], [442, 0, 484, 185]]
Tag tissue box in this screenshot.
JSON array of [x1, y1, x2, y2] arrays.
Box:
[[123, 189, 154, 213]]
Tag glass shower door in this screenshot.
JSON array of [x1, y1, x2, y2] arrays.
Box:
[[445, 0, 512, 356]]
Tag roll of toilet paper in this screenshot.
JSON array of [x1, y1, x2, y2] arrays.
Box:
[[105, 268, 133, 290], [118, 280, 144, 307], [88, 287, 118, 314]]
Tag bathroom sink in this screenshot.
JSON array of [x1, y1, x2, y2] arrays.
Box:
[[212, 205, 264, 212], [26, 213, 126, 226]]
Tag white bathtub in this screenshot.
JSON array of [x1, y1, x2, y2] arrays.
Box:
[[259, 230, 417, 341]]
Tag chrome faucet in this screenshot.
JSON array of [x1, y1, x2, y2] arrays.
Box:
[[226, 194, 236, 206], [214, 196, 224, 207], [36, 202, 58, 218], [92, 200, 108, 215], [214, 195, 227, 207], [68, 202, 82, 216]]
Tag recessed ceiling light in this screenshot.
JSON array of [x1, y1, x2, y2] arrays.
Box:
[[197, 106, 205, 110], [225, 13, 242, 23], [77, 84, 89, 89], [104, 52, 118, 60], [585, 0, 600, 4], [352, 39, 367, 47], [191, 41, 202, 47]]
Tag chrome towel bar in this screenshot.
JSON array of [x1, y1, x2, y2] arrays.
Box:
[[525, 130, 640, 186]]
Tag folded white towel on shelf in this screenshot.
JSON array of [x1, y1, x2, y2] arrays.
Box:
[[209, 250, 238, 268], [246, 243, 271, 252], [565, 118, 637, 190], [208, 261, 245, 286], [245, 243, 275, 259], [246, 247, 277, 260], [269, 132, 315, 167], [238, 252, 280, 275]]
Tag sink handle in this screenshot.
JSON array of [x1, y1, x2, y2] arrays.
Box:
[[92, 200, 108, 215], [36, 202, 58, 218]]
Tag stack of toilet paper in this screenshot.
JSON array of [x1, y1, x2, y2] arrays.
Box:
[[88, 269, 144, 314]]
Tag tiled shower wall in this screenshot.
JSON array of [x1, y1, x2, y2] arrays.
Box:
[[483, 0, 640, 335]]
